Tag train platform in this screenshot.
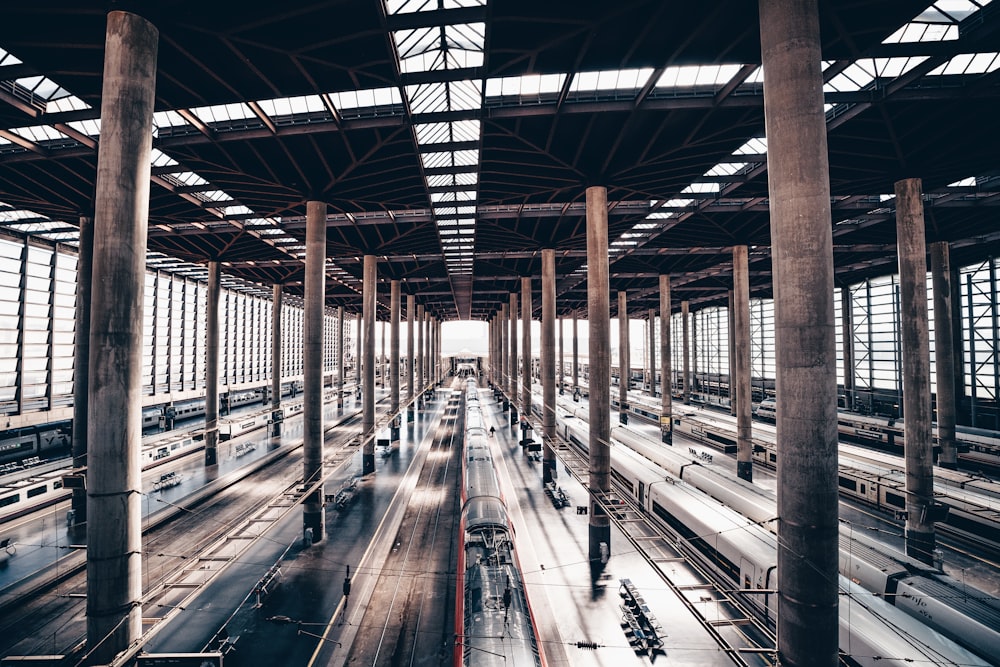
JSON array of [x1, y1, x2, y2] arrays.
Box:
[[482, 396, 756, 667]]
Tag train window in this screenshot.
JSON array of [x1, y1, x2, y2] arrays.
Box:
[[838, 476, 857, 492], [53, 480, 62, 490], [0, 493, 20, 507], [27, 484, 48, 498], [885, 491, 905, 509], [860, 484, 866, 495]]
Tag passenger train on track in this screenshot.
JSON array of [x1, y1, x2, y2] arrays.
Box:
[[553, 410, 992, 666], [456, 378, 543, 667], [574, 415, 1000, 659]]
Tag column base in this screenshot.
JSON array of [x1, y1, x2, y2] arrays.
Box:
[[390, 426, 400, 442], [737, 460, 753, 482], [205, 447, 218, 466], [303, 506, 325, 544], [588, 521, 611, 569], [510, 406, 518, 424], [362, 453, 376, 475], [542, 457, 557, 485], [661, 429, 672, 445], [272, 423, 282, 438], [938, 459, 957, 470], [905, 528, 936, 566], [502, 399, 509, 413], [407, 408, 414, 422]]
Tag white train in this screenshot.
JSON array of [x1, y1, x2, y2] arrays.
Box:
[[559, 414, 992, 666], [601, 420, 1000, 660]]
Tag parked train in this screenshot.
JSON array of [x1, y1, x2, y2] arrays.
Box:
[[455, 378, 543, 667], [597, 419, 1000, 659], [557, 413, 991, 666], [0, 420, 71, 467]]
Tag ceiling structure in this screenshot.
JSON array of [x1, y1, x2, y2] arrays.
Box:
[[1, 0, 999, 322]]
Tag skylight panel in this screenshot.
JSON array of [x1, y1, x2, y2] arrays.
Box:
[[948, 176, 977, 187], [150, 149, 178, 168], [221, 205, 253, 216], [570, 68, 654, 93], [9, 125, 70, 142], [46, 95, 89, 114], [415, 120, 481, 143], [445, 23, 485, 52], [825, 57, 929, 92], [927, 52, 1000, 75], [189, 103, 257, 124], [883, 1, 992, 43], [66, 118, 102, 137], [0, 208, 39, 222], [681, 183, 720, 194], [329, 87, 402, 111], [195, 189, 230, 203], [153, 110, 191, 131], [485, 73, 566, 99], [705, 162, 748, 177], [733, 137, 767, 155], [257, 95, 325, 117], [447, 80, 484, 111], [431, 190, 476, 202], [0, 47, 22, 66], [393, 27, 440, 62], [656, 64, 744, 88]]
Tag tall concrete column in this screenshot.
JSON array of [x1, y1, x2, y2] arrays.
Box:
[[390, 280, 400, 438], [362, 255, 377, 475], [500, 303, 509, 400], [896, 178, 936, 564], [572, 312, 579, 391], [681, 300, 690, 404], [356, 311, 362, 394], [691, 310, 698, 393], [541, 249, 557, 485], [733, 245, 753, 481], [931, 241, 958, 468], [85, 11, 157, 660], [618, 291, 630, 424], [559, 316, 565, 393], [205, 262, 220, 465], [660, 275, 672, 444], [71, 215, 93, 527], [586, 185, 611, 567], [416, 304, 424, 397], [406, 294, 415, 413], [337, 306, 345, 409], [840, 287, 854, 410], [728, 290, 736, 416], [302, 200, 327, 542], [380, 315, 386, 389], [760, 0, 839, 662], [271, 284, 283, 437], [521, 277, 532, 422], [423, 310, 430, 391], [509, 292, 519, 423], [647, 309, 656, 397]]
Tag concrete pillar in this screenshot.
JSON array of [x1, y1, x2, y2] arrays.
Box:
[[86, 11, 157, 661], [586, 186, 611, 567], [647, 309, 656, 397], [362, 255, 377, 475], [840, 287, 854, 410], [509, 292, 519, 423], [205, 261, 220, 465], [559, 316, 565, 393], [423, 310, 430, 392], [380, 314, 386, 389], [931, 242, 958, 468], [390, 280, 400, 439], [336, 306, 345, 409], [303, 200, 327, 541], [542, 249, 557, 485], [760, 0, 839, 662], [733, 245, 753, 482], [896, 178, 936, 564], [71, 214, 93, 527], [681, 300, 691, 404], [416, 304, 424, 397], [618, 291, 629, 424], [356, 311, 362, 395], [659, 275, 672, 444], [572, 312, 579, 391], [406, 294, 415, 413], [271, 284, 283, 437], [521, 277, 532, 422], [728, 290, 736, 416], [691, 309, 698, 393], [500, 302, 509, 399]]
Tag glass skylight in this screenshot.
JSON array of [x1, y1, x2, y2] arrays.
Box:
[[705, 161, 748, 177], [153, 110, 192, 132], [656, 64, 744, 89], [681, 183, 720, 194], [883, 1, 992, 43], [733, 137, 768, 155], [66, 118, 102, 137], [257, 95, 325, 118], [150, 149, 179, 168], [415, 120, 481, 144], [0, 47, 22, 66], [948, 176, 977, 187], [46, 95, 89, 114], [570, 68, 654, 94], [328, 87, 402, 111], [485, 73, 566, 99], [825, 58, 929, 92], [189, 103, 257, 125], [927, 52, 1000, 75], [8, 125, 70, 142]]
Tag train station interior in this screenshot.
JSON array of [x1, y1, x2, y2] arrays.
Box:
[[1, 1, 1000, 666]]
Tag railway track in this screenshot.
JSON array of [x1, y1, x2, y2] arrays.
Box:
[[0, 410, 373, 661]]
